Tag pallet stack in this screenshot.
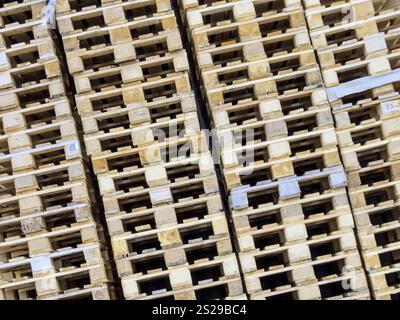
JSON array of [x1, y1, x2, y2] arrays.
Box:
[[305, 0, 400, 299], [55, 0, 245, 300], [0, 0, 115, 300], [179, 0, 370, 299]]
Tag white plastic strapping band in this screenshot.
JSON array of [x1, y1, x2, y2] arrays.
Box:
[[327, 69, 400, 102], [42, 0, 56, 27]]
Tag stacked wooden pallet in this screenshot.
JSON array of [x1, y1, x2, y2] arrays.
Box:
[[179, 0, 370, 299], [305, 0, 400, 300], [0, 0, 115, 300], [56, 0, 245, 300]]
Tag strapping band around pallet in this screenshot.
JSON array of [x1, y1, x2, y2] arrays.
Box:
[[327, 69, 400, 102], [42, 0, 56, 27]]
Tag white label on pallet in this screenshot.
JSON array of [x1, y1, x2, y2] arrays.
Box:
[[68, 142, 80, 154], [381, 100, 400, 114], [31, 255, 52, 273]]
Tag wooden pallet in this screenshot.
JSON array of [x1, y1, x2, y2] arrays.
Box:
[[79, 93, 196, 139], [0, 201, 95, 238], [0, 98, 72, 135], [309, 8, 400, 50], [355, 208, 400, 300], [106, 192, 223, 232], [0, 240, 113, 299], [126, 277, 245, 300], [211, 87, 328, 128], [0, 78, 66, 111], [179, 0, 301, 13], [102, 170, 220, 212], [337, 113, 400, 171], [97, 152, 216, 196], [0, 59, 63, 91], [332, 92, 400, 120], [219, 110, 341, 188], [61, 12, 179, 52], [57, 1, 172, 36], [56, 0, 171, 16], [200, 48, 317, 91], [0, 181, 95, 226], [76, 80, 193, 120], [84, 113, 201, 159], [92, 134, 209, 177], [110, 211, 230, 256], [352, 196, 400, 233], [0, 18, 52, 51], [121, 253, 243, 300], [233, 189, 354, 250], [247, 268, 369, 300], [206, 68, 323, 108], [0, 219, 104, 260], [183, 0, 302, 31], [321, 48, 400, 88], [0, 119, 79, 155], [76, 73, 192, 115], [350, 195, 399, 301], [229, 165, 347, 211], [0, 138, 83, 174], [305, 0, 377, 31], [0, 40, 59, 72], [195, 26, 312, 72], [64, 31, 183, 75], [328, 79, 400, 109], [302, 0, 388, 10], [73, 51, 189, 94], [0, 160, 89, 200], [348, 175, 400, 215], [0, 0, 46, 29], [191, 9, 307, 52], [317, 29, 400, 72]]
